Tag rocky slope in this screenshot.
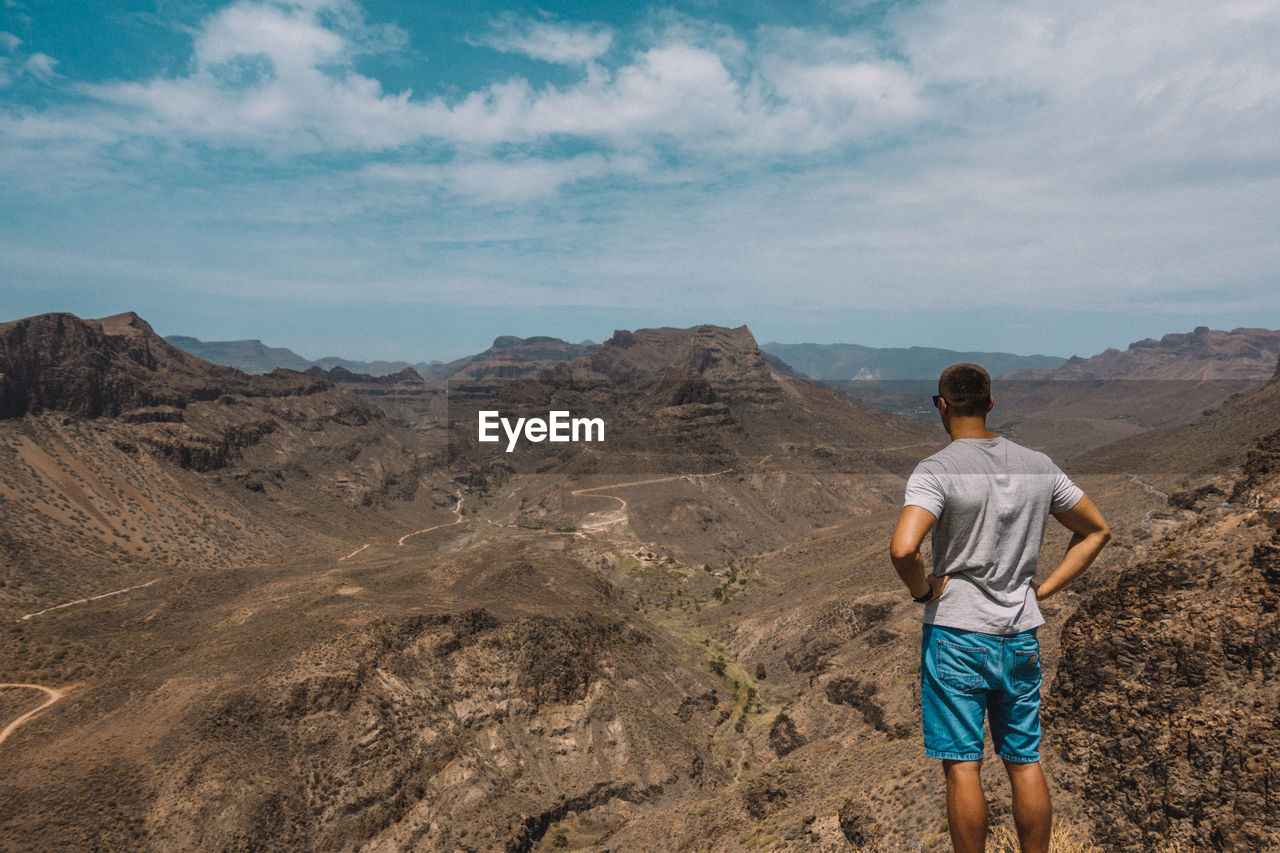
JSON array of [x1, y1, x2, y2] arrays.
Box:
[[449, 325, 937, 476], [0, 312, 450, 616], [1073, 359, 1280, 489], [1047, 368, 1280, 850]]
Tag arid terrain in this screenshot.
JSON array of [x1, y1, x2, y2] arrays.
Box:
[[2, 312, 1278, 851]]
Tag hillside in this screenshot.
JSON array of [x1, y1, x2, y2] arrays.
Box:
[[1071, 360, 1280, 490], [1046, 366, 1280, 849], [989, 327, 1280, 461], [0, 312, 450, 613]]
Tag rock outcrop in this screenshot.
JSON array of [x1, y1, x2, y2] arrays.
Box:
[[0, 312, 328, 419], [1049, 425, 1280, 850]]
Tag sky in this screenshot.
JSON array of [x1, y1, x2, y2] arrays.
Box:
[[2, 0, 1278, 363]]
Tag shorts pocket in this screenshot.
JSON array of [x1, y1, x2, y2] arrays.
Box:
[[936, 638, 987, 693], [1010, 648, 1041, 693]]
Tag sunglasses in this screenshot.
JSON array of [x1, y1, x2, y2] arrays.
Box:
[[932, 395, 945, 409]]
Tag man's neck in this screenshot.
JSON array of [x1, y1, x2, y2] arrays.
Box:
[[947, 416, 997, 440]]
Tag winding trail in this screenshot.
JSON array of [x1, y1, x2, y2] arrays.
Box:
[[570, 470, 732, 535], [0, 684, 64, 750], [19, 579, 160, 622], [1126, 473, 1170, 500], [397, 495, 465, 545], [340, 495, 465, 560]]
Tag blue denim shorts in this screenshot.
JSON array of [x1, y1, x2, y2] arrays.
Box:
[[920, 624, 1042, 763]]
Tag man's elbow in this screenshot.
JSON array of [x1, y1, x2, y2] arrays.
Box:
[[889, 543, 919, 564]]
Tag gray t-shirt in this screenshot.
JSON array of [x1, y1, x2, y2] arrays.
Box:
[[903, 436, 1083, 634]]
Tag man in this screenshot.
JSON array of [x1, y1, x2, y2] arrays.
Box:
[[890, 363, 1110, 853]]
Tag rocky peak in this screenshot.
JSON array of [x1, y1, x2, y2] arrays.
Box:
[[581, 325, 782, 406], [0, 311, 328, 419]]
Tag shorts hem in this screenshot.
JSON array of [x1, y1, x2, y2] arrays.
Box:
[[997, 752, 1040, 764], [925, 749, 984, 761]]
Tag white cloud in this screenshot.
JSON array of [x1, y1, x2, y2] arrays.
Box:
[[22, 52, 56, 80], [18, 0, 926, 160], [473, 15, 613, 65], [363, 152, 621, 202], [4, 0, 1280, 347]]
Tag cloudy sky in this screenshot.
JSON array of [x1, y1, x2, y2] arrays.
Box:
[[2, 0, 1278, 362]]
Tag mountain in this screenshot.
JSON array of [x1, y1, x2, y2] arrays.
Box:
[[419, 334, 600, 383], [1072, 359, 1280, 489], [165, 335, 418, 377], [759, 341, 1064, 381], [442, 325, 941, 560], [1001, 326, 1280, 380], [0, 311, 450, 610], [2, 313, 332, 419], [802, 328, 1280, 464], [163, 335, 318, 374], [988, 327, 1280, 462], [166, 332, 599, 383], [307, 364, 444, 430], [15, 311, 1263, 850]]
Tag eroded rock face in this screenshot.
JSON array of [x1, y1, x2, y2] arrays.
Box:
[[1049, 458, 1280, 850], [148, 605, 727, 852], [0, 312, 328, 419]]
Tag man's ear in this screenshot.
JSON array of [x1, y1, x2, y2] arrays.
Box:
[[985, 396, 994, 414]]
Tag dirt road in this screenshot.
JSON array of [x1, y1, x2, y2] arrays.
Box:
[[0, 683, 64, 750], [570, 470, 732, 534], [340, 495, 465, 560], [19, 579, 160, 622]]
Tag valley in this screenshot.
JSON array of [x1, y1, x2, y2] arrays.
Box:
[[2, 313, 1278, 850]]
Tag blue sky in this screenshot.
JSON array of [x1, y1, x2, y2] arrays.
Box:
[[2, 0, 1278, 362]]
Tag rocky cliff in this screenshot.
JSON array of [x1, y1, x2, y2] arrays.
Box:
[[1048, 376, 1280, 849], [0, 312, 328, 419]]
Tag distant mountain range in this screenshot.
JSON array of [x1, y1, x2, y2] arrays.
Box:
[[1001, 325, 1280, 380], [164, 335, 420, 376], [169, 334, 1070, 384], [758, 342, 1065, 381], [164, 334, 601, 381]]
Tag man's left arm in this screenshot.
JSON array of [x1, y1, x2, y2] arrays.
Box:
[[890, 506, 946, 602]]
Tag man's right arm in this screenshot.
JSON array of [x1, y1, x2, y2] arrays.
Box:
[[1034, 495, 1111, 600]]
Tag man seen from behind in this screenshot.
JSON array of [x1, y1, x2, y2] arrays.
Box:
[[890, 363, 1111, 853]]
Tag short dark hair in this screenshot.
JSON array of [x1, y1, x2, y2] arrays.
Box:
[[938, 363, 992, 417]]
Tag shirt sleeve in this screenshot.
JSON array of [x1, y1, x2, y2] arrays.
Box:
[[1050, 468, 1084, 513], [904, 462, 945, 519]]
